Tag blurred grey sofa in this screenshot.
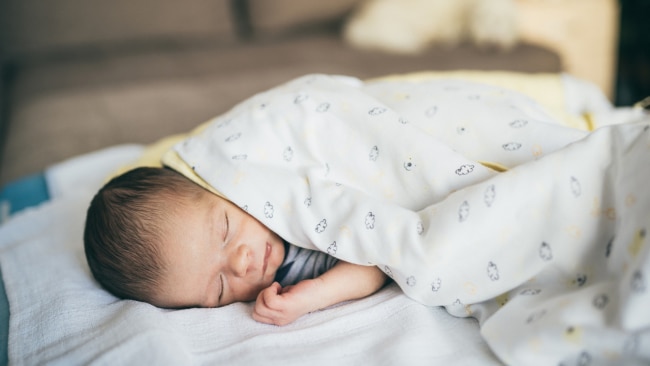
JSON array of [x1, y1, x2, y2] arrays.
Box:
[[0, 0, 562, 186]]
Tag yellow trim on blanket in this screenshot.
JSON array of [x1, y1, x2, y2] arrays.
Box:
[[110, 134, 184, 175], [583, 113, 596, 131], [161, 149, 226, 198], [478, 161, 509, 173], [109, 121, 211, 179]]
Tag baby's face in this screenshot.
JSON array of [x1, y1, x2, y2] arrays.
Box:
[[154, 190, 285, 308]]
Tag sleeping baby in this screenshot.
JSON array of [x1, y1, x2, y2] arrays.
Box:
[[83, 73, 650, 364], [84, 166, 388, 326], [83, 73, 581, 326]]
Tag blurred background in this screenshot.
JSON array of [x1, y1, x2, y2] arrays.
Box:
[[0, 0, 647, 190], [615, 0, 650, 106]]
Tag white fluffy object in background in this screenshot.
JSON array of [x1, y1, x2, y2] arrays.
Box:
[[343, 0, 518, 53]]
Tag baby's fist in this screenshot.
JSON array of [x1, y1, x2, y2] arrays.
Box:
[[252, 282, 311, 326]]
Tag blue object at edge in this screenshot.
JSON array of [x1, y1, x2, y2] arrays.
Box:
[[0, 172, 50, 216], [0, 172, 50, 365]]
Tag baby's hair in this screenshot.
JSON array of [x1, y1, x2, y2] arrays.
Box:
[[84, 166, 205, 304]]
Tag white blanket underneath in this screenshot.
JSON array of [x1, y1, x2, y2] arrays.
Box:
[[0, 145, 499, 365], [172, 75, 650, 365]]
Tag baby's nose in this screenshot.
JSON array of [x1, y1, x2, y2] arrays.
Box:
[[230, 244, 250, 277]]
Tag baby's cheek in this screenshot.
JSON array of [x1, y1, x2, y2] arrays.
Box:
[[239, 281, 269, 303]]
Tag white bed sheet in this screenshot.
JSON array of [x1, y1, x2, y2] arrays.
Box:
[[0, 145, 500, 365]]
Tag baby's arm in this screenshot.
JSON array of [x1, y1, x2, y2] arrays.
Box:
[[253, 261, 388, 326]]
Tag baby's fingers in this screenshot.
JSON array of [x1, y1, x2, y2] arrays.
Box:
[[253, 283, 294, 325], [252, 301, 287, 325], [253, 284, 281, 313], [257, 282, 284, 309], [251, 311, 277, 325]]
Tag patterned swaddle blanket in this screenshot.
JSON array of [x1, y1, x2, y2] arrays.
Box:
[[169, 74, 650, 365]]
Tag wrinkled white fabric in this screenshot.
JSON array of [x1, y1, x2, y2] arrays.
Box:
[[175, 75, 650, 365]]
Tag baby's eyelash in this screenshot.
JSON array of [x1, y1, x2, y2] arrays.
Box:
[[218, 274, 224, 306], [224, 213, 229, 241]]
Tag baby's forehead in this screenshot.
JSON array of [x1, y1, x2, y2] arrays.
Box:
[[202, 190, 240, 211]]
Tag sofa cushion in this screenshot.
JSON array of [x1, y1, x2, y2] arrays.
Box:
[[247, 0, 361, 36], [0, 0, 236, 59]]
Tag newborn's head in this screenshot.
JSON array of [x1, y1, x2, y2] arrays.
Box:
[[84, 167, 285, 308]]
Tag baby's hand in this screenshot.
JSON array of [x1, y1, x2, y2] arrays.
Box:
[[252, 281, 318, 326]]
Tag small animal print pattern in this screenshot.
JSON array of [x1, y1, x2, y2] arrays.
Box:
[[383, 266, 394, 278], [592, 294, 608, 309], [484, 185, 496, 207], [283, 146, 294, 162], [509, 119, 528, 128], [455, 164, 474, 176], [425, 105, 438, 118], [431, 278, 442, 292], [369, 146, 379, 161], [539, 242, 553, 261], [368, 107, 387, 116], [315, 219, 327, 233], [520, 289, 541, 296], [631, 271, 646, 292], [327, 241, 338, 255], [225, 133, 241, 142], [502, 142, 522, 151], [416, 221, 424, 235], [403, 158, 416, 171], [406, 276, 417, 287], [574, 274, 587, 287], [364, 212, 376, 229], [526, 309, 547, 324], [458, 201, 470, 222], [294, 93, 309, 104], [264, 202, 274, 218], [487, 261, 500, 281], [316, 102, 330, 113], [570, 176, 582, 197]]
